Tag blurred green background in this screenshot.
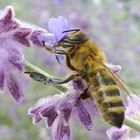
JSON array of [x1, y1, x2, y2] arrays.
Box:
[[0, 0, 140, 140]]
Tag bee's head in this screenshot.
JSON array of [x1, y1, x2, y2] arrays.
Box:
[[55, 29, 88, 48]]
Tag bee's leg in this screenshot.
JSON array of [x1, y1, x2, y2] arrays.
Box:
[[80, 88, 91, 100], [44, 45, 77, 71], [75, 88, 91, 105], [25, 71, 81, 85], [55, 50, 78, 71], [45, 73, 81, 85], [24, 72, 55, 84]]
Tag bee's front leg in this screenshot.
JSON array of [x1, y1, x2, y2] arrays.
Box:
[[54, 50, 79, 71], [43, 43, 77, 71]]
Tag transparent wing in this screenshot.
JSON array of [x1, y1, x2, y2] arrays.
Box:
[[90, 52, 138, 98]]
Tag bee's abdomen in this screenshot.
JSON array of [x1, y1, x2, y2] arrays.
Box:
[[89, 70, 125, 128]]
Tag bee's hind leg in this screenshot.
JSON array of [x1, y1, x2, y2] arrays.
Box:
[[25, 71, 81, 85], [75, 88, 91, 106], [45, 73, 81, 85]]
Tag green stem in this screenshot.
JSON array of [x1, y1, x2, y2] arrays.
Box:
[[24, 60, 140, 132], [124, 116, 140, 131], [24, 60, 54, 78], [24, 60, 68, 92]]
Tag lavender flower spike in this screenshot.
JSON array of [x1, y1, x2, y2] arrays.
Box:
[[29, 78, 97, 140], [48, 16, 69, 41], [0, 6, 57, 102], [1, 6, 56, 48], [0, 6, 24, 102]]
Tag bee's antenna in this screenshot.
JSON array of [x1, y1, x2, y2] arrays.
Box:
[[62, 29, 80, 33]]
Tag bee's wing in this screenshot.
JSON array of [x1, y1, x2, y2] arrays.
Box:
[[91, 53, 138, 98], [111, 73, 139, 98], [109, 71, 133, 98]]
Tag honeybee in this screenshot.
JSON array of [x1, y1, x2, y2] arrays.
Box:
[[27, 29, 134, 128]]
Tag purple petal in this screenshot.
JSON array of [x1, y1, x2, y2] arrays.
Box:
[[59, 102, 72, 122], [0, 69, 4, 90], [2, 6, 13, 23], [13, 27, 32, 46], [29, 97, 59, 115], [0, 7, 19, 33], [62, 107, 71, 122], [83, 97, 98, 117], [29, 104, 44, 115], [58, 92, 81, 122], [5, 72, 24, 103], [53, 117, 70, 140], [76, 99, 92, 130], [29, 96, 61, 124], [28, 102, 42, 124], [126, 96, 140, 116], [30, 30, 44, 46], [32, 113, 42, 124], [72, 78, 87, 92], [105, 63, 121, 73], [7, 47, 24, 71], [30, 30, 55, 47], [40, 106, 58, 127], [48, 16, 69, 41], [55, 55, 64, 64], [28, 104, 46, 124], [28, 98, 52, 124], [37, 32, 56, 47], [106, 126, 127, 140], [58, 17, 69, 29]]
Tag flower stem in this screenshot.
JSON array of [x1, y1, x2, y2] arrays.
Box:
[[24, 60, 68, 92], [124, 116, 140, 131]]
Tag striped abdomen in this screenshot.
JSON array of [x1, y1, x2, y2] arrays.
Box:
[[88, 68, 125, 128]]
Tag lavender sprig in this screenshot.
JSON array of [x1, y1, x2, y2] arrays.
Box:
[[0, 6, 56, 102]]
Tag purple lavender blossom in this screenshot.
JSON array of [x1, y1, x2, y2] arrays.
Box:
[[0, 6, 24, 103], [0, 6, 57, 102], [28, 78, 96, 140], [106, 95, 140, 140], [106, 126, 128, 140], [45, 16, 70, 67], [105, 63, 121, 73], [48, 16, 69, 41], [1, 6, 56, 48]]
